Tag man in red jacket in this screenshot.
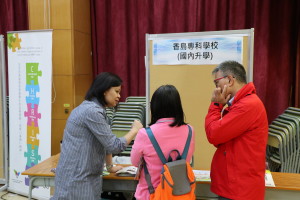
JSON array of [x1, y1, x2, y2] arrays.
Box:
[[205, 60, 268, 200]]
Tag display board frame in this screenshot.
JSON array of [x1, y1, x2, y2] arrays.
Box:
[[145, 29, 254, 169]]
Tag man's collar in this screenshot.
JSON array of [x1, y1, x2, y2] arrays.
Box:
[[228, 96, 235, 106]]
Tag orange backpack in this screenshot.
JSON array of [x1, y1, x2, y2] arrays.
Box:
[[144, 125, 196, 200]]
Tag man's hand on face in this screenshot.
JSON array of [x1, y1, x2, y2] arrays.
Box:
[[211, 85, 231, 105]]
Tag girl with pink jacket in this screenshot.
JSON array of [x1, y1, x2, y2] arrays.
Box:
[[131, 85, 195, 200]]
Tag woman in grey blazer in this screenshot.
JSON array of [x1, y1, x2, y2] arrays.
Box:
[[51, 72, 143, 200]]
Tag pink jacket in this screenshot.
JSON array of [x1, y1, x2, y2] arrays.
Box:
[[131, 118, 195, 200]]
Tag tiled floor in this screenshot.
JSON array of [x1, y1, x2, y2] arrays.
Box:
[[0, 190, 29, 200]]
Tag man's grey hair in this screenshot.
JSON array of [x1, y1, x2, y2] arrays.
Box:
[[212, 60, 247, 83]]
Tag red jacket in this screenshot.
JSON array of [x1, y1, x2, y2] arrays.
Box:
[[205, 82, 268, 200]]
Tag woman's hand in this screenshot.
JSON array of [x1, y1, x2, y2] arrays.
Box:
[[131, 120, 143, 132], [124, 120, 143, 144], [107, 165, 123, 173]]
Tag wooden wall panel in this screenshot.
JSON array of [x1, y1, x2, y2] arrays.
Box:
[[50, 0, 72, 29], [52, 30, 73, 75], [29, 0, 92, 155], [51, 119, 66, 155], [74, 31, 92, 75], [52, 75, 74, 119], [74, 74, 93, 107], [73, 0, 91, 33], [28, 0, 48, 29]]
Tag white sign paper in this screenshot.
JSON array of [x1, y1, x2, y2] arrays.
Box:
[[152, 37, 243, 65]]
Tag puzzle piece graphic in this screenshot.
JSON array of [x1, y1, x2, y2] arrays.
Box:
[[25, 163, 35, 186], [26, 96, 40, 108], [25, 177, 30, 186], [26, 163, 35, 169], [26, 63, 42, 85], [11, 33, 21, 52], [26, 80, 40, 108], [27, 121, 40, 138], [24, 144, 41, 166], [7, 33, 15, 49], [27, 122, 40, 148], [24, 103, 41, 127], [27, 137, 40, 148], [26, 80, 40, 93]]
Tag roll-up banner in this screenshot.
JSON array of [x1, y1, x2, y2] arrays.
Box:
[[7, 30, 52, 199]]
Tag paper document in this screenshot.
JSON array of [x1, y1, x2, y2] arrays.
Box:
[[265, 170, 276, 187], [193, 170, 211, 182], [116, 166, 137, 177], [193, 169, 276, 187], [113, 156, 132, 164]]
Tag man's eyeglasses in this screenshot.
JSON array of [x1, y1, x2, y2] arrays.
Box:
[[213, 76, 227, 86]]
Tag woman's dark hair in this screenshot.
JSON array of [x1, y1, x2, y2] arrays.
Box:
[[149, 85, 186, 127], [85, 72, 122, 106]]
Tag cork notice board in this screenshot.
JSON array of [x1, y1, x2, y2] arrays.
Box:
[[145, 29, 254, 169]]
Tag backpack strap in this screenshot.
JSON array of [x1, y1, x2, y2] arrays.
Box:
[[143, 162, 155, 194], [181, 125, 192, 160], [166, 125, 192, 161], [145, 127, 167, 164]]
